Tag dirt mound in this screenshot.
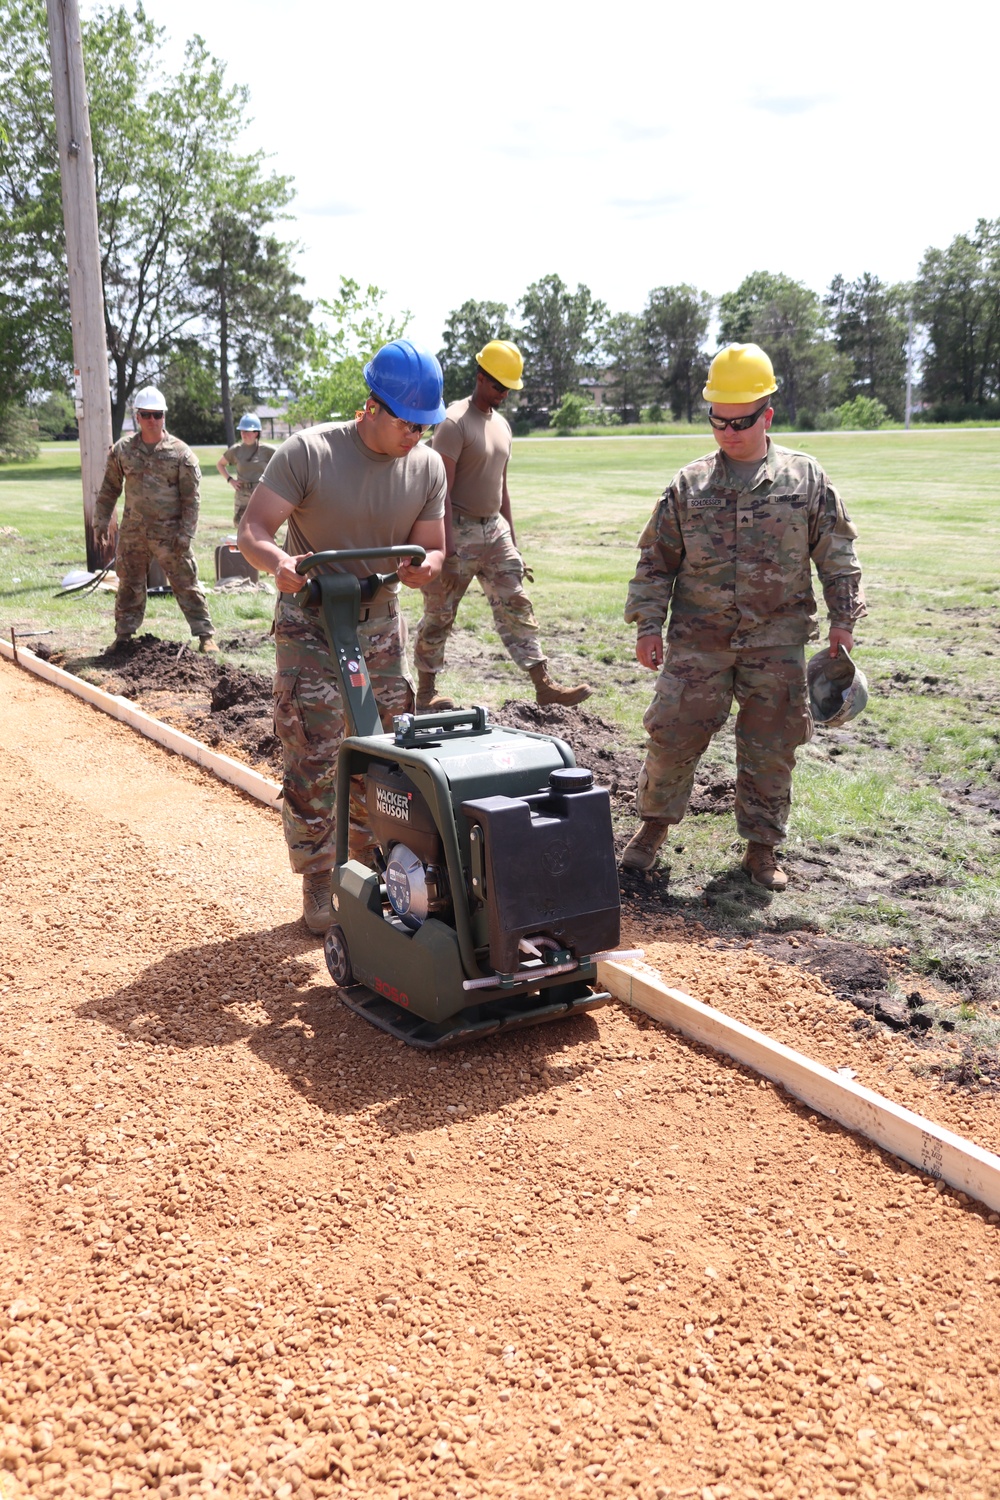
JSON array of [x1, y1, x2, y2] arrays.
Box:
[[99, 632, 225, 693], [493, 699, 642, 809]]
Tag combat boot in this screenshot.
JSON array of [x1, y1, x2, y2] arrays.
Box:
[[620, 819, 671, 872], [416, 670, 455, 712], [302, 870, 333, 933], [198, 637, 219, 654], [527, 661, 592, 707], [742, 841, 788, 892]]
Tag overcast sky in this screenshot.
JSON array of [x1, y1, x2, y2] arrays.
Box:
[[149, 0, 994, 351]]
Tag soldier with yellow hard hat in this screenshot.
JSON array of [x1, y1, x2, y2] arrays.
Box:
[[621, 343, 866, 891], [413, 339, 592, 710]]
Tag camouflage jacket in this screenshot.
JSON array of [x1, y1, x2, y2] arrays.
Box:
[[624, 442, 866, 650], [94, 431, 201, 537]]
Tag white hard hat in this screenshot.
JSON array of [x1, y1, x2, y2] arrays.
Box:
[[133, 385, 167, 412]]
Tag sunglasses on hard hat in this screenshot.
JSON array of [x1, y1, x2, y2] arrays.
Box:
[[707, 402, 771, 432], [374, 401, 428, 435]]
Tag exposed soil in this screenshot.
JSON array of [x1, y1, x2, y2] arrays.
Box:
[[23, 631, 997, 1058], [4, 657, 1000, 1500]]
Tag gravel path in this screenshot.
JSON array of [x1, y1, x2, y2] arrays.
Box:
[[2, 658, 999, 1500]]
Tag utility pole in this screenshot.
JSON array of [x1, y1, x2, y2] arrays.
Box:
[[46, 0, 114, 572], [904, 305, 914, 431]]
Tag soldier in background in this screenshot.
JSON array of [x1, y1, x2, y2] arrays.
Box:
[[216, 413, 276, 527], [94, 386, 216, 652], [413, 339, 592, 712], [621, 343, 865, 890]]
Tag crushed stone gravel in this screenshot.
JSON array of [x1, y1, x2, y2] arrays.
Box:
[[1, 658, 999, 1500]]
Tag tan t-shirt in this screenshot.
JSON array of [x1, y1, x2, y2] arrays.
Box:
[[223, 440, 276, 495], [431, 397, 512, 518], [260, 422, 446, 588]]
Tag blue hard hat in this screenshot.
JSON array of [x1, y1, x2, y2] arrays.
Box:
[[363, 340, 446, 426], [237, 413, 262, 432]]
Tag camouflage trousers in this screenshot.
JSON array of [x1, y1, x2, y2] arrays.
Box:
[[115, 515, 214, 639], [414, 512, 543, 673], [273, 593, 415, 875], [233, 484, 258, 528], [637, 645, 813, 846]]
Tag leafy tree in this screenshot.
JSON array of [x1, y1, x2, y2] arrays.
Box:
[[825, 273, 909, 418], [832, 395, 889, 429], [159, 339, 226, 444], [600, 312, 649, 422], [517, 274, 606, 413], [0, 405, 39, 462], [718, 271, 847, 424], [643, 284, 713, 421], [550, 392, 589, 434], [915, 218, 1000, 411], [438, 299, 514, 405], [0, 1, 72, 411], [288, 278, 409, 427], [31, 389, 77, 439], [188, 162, 312, 445], [0, 1, 307, 437]]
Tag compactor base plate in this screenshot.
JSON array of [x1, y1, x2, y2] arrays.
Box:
[[338, 980, 609, 1050]]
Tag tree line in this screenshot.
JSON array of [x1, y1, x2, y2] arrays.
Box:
[[0, 0, 311, 455], [1, 0, 999, 463], [434, 233, 1000, 432]]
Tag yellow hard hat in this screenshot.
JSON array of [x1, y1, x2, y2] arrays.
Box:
[[476, 339, 524, 391], [703, 343, 778, 404]]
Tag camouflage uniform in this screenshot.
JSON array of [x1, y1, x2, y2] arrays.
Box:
[[94, 431, 213, 640], [274, 592, 415, 875], [222, 440, 276, 526], [625, 443, 865, 845], [414, 512, 543, 673]]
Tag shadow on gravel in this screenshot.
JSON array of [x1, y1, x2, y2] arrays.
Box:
[[75, 922, 603, 1133]]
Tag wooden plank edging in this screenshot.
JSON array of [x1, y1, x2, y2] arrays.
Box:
[[599, 959, 1000, 1214], [0, 638, 282, 811]]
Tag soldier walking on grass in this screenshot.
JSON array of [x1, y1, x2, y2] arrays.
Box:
[[621, 343, 865, 890], [216, 413, 276, 527], [94, 386, 216, 652], [413, 340, 592, 712], [237, 340, 447, 934]]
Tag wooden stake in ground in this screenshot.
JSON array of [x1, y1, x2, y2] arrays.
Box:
[[46, 0, 114, 573]]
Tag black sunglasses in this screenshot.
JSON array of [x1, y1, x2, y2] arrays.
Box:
[[481, 371, 508, 392], [137, 410, 164, 420], [708, 402, 771, 432]]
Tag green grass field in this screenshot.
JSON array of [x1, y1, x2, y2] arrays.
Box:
[[2, 432, 999, 1004]]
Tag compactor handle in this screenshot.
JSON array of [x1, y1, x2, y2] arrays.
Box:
[[296, 545, 427, 576]]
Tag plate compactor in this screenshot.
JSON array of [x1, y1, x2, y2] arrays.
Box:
[[297, 547, 624, 1049]]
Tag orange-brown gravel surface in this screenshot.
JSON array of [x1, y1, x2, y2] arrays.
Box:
[[1, 658, 999, 1500]]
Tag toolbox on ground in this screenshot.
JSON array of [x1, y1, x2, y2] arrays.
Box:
[[215, 536, 259, 583]]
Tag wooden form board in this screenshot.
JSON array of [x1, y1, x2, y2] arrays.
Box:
[[1, 638, 282, 812], [599, 959, 1000, 1214]]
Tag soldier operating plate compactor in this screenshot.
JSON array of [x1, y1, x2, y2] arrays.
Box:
[[296, 547, 625, 1048]]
